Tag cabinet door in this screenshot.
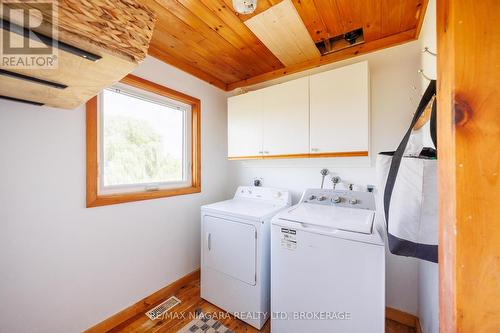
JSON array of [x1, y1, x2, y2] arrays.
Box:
[[227, 90, 263, 158], [262, 77, 310, 156], [310, 61, 369, 154]]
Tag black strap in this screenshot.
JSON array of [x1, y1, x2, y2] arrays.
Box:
[[383, 80, 438, 263], [430, 97, 437, 149]]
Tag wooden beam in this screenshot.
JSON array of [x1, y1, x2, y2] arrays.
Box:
[[437, 0, 500, 332], [226, 28, 417, 90]]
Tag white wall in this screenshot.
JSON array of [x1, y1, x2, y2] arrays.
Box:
[[417, 1, 439, 333], [229, 41, 423, 315], [0, 57, 230, 332]]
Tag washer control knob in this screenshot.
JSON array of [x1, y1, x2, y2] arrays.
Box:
[[317, 196, 327, 201], [274, 191, 282, 198], [349, 198, 358, 205], [308, 195, 317, 201], [332, 196, 341, 203]]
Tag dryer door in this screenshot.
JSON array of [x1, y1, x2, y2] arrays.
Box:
[[203, 215, 257, 286]]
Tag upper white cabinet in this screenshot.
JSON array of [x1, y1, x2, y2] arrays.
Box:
[[262, 77, 310, 156], [227, 61, 370, 160], [309, 61, 369, 154], [228, 90, 263, 158]]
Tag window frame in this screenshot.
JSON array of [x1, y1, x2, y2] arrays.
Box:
[[86, 74, 201, 207], [98, 84, 192, 194]]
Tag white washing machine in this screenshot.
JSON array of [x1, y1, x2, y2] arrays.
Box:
[[271, 188, 385, 333], [201, 186, 291, 329]]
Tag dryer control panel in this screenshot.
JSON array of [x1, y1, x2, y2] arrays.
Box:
[[235, 186, 291, 206], [300, 189, 375, 210]]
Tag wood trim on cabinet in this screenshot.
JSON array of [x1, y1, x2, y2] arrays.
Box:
[[227, 155, 266, 161], [227, 151, 368, 160], [83, 269, 200, 333], [86, 74, 201, 207], [309, 151, 369, 158], [262, 153, 310, 160]]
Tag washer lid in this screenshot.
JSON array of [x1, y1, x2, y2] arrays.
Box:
[[276, 203, 375, 234], [202, 198, 287, 221]]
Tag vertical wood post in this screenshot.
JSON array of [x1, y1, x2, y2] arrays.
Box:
[[437, 1, 500, 332]]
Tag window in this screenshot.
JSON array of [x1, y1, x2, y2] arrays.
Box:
[[86, 74, 201, 207]]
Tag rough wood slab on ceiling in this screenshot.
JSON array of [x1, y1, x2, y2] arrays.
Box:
[[0, 0, 156, 109], [2, 0, 156, 62]]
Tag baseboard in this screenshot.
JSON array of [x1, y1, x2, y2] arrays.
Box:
[[416, 318, 423, 333], [386, 307, 418, 328], [84, 269, 200, 333], [85, 274, 418, 332]]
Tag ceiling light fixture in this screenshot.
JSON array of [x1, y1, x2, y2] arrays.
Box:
[[232, 0, 257, 14]]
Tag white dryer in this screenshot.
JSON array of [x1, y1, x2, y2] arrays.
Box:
[[201, 186, 291, 329], [271, 188, 385, 333]]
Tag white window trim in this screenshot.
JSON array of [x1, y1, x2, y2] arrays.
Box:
[[96, 84, 193, 196]]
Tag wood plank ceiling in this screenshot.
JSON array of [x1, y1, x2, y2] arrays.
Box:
[[140, 0, 427, 90]]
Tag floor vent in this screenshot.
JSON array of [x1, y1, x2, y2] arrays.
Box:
[[145, 296, 181, 320]]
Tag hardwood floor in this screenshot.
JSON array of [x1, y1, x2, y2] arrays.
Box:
[[110, 278, 415, 333]]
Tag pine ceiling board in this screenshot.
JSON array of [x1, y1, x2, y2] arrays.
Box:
[[400, 0, 425, 32], [291, 0, 330, 42], [148, 2, 249, 81], [198, 0, 284, 70], [361, 0, 382, 42], [146, 0, 250, 81], [150, 29, 242, 83], [276, 0, 321, 60], [245, 0, 320, 66], [245, 16, 297, 65], [293, 0, 383, 43], [180, 0, 283, 73], [334, 0, 385, 42], [313, 0, 345, 38], [153, 0, 260, 78], [175, 0, 274, 74], [380, 0, 422, 37], [335, 0, 364, 33], [153, 0, 263, 79]]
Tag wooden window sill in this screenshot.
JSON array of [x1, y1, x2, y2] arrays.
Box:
[[86, 186, 201, 208]]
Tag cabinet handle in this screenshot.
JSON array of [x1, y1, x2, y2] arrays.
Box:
[[263, 151, 270, 154], [311, 148, 319, 152], [258, 151, 263, 154], [206, 233, 211, 251]]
